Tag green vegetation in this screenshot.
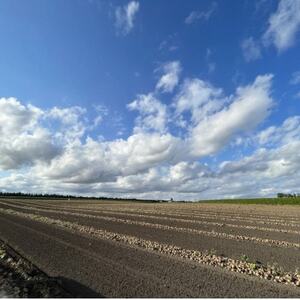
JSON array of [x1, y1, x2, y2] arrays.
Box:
[[240, 254, 250, 262], [200, 197, 300, 205]]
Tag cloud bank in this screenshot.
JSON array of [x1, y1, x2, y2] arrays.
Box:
[[1, 62, 299, 200]]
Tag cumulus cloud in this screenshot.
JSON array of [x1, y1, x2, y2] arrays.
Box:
[[168, 161, 210, 183], [128, 93, 168, 133], [115, 1, 140, 35], [0, 98, 60, 169], [241, 37, 262, 62], [34, 138, 118, 184], [185, 2, 217, 24], [263, 0, 300, 52], [0, 128, 60, 170], [174, 78, 223, 124], [47, 106, 87, 142], [108, 133, 182, 175], [114, 162, 210, 194], [48, 106, 86, 125], [35, 132, 182, 184], [189, 74, 274, 156], [217, 115, 300, 197], [0, 97, 42, 135], [156, 61, 181, 93], [221, 141, 300, 179], [256, 116, 300, 146]]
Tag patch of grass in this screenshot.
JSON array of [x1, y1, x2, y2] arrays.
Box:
[[240, 254, 249, 262], [199, 197, 300, 205], [249, 262, 259, 270]]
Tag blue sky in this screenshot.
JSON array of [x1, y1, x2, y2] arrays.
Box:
[[0, 0, 300, 200]]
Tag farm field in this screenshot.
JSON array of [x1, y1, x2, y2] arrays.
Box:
[[0, 198, 300, 297]]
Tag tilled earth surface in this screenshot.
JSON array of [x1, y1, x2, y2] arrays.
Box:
[[0, 199, 300, 297], [0, 241, 71, 298]]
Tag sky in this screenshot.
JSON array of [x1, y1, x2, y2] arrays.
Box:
[[0, 0, 300, 200]]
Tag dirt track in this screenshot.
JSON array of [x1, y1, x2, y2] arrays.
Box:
[[0, 199, 300, 297]]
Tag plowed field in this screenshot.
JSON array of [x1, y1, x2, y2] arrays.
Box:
[[0, 199, 299, 297]]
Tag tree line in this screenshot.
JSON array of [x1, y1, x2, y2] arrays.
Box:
[[277, 193, 300, 198], [0, 191, 167, 203]]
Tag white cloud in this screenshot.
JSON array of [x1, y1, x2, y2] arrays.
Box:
[[35, 132, 182, 185], [128, 93, 168, 133], [108, 133, 183, 176], [115, 1, 140, 35], [185, 2, 217, 24], [0, 128, 61, 170], [174, 78, 223, 124], [221, 141, 300, 179], [263, 0, 300, 52], [48, 106, 86, 125], [46, 106, 87, 143], [156, 61, 181, 93], [257, 116, 300, 146], [34, 138, 118, 184], [0, 97, 42, 135], [218, 115, 300, 197], [0, 98, 60, 169], [242, 1, 300, 60], [189, 74, 274, 157], [102, 161, 211, 195], [241, 37, 262, 62], [168, 161, 210, 183], [4, 128, 300, 199]]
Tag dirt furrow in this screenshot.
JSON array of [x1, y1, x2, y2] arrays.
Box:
[[0, 217, 186, 297], [6, 199, 300, 223], [4, 200, 300, 229], [2, 214, 300, 297], [0, 207, 299, 289], [38, 204, 300, 238], [1, 202, 299, 250]]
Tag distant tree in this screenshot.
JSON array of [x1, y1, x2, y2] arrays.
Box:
[[277, 193, 299, 198]]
